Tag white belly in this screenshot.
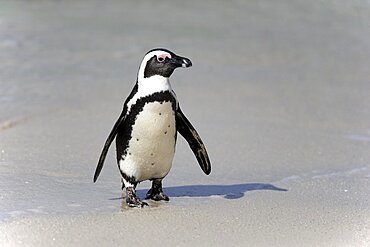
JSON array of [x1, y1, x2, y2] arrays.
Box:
[[119, 101, 176, 182]]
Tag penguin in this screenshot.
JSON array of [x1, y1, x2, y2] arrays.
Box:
[[93, 48, 211, 207]]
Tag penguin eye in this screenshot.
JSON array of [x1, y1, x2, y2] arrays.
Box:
[[157, 56, 165, 62]]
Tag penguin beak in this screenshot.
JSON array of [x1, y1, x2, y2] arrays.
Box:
[[171, 55, 192, 68]]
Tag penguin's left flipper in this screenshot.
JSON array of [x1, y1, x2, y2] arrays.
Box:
[[176, 106, 211, 175], [93, 110, 126, 183]]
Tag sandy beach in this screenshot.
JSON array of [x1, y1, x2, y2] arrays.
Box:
[[1, 0, 370, 246]]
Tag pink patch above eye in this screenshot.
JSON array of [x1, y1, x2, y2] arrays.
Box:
[[158, 53, 171, 60]]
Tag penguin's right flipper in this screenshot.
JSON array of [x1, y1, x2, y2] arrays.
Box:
[[176, 106, 211, 175], [93, 111, 126, 183]]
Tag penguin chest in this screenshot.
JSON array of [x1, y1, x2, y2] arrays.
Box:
[[120, 101, 176, 182]]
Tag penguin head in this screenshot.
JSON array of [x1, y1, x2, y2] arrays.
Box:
[[138, 48, 192, 81]]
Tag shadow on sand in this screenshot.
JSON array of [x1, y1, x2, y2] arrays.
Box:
[[112, 183, 287, 200], [161, 183, 287, 199]]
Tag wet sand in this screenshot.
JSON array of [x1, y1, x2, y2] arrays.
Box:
[[1, 0, 370, 246]]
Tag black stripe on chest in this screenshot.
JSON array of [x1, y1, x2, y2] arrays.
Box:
[[115, 91, 177, 162]]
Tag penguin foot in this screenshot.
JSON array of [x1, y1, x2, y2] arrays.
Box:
[[126, 197, 148, 208], [146, 179, 169, 201], [126, 187, 148, 208], [145, 189, 170, 201]]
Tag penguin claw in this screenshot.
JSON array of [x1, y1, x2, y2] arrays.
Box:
[[145, 190, 170, 201], [152, 193, 169, 201], [127, 198, 148, 208]]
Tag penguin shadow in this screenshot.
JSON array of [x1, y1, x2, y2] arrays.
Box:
[[112, 183, 287, 202], [161, 183, 287, 199]]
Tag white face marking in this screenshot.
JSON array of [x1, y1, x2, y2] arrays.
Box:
[[137, 50, 171, 81], [127, 50, 178, 113]]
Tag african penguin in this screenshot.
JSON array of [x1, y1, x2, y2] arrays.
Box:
[[93, 48, 211, 207]]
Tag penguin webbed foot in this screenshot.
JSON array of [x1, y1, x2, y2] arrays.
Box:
[[145, 179, 169, 201], [126, 187, 148, 208], [145, 189, 169, 201], [127, 197, 148, 208]]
